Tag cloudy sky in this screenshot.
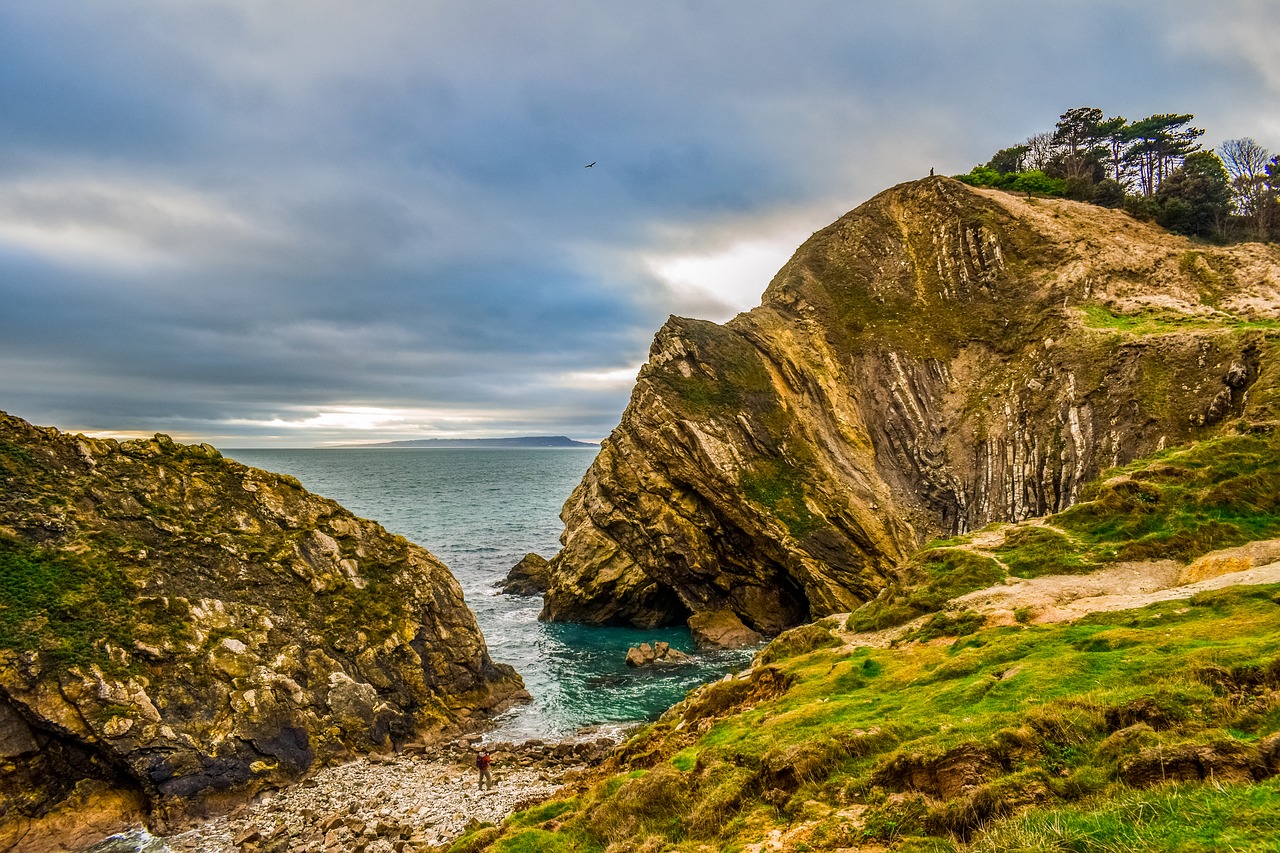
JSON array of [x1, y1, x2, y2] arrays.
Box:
[[2, 2, 1278, 447]]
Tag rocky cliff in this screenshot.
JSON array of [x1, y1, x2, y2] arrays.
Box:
[[542, 177, 1280, 634], [0, 413, 526, 845]]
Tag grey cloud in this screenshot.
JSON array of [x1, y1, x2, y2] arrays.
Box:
[[2, 1, 1278, 445]]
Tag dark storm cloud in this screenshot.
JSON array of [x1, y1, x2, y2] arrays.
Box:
[[2, 1, 1278, 445]]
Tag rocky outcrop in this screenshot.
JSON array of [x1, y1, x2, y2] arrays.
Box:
[[688, 611, 764, 650], [0, 413, 527, 844], [542, 177, 1280, 634], [624, 643, 691, 668], [498, 553, 551, 596]]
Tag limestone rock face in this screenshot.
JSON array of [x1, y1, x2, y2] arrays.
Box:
[[542, 177, 1280, 634], [0, 413, 527, 838], [689, 611, 765, 650]]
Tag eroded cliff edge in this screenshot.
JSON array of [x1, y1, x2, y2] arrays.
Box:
[[0, 413, 526, 843], [542, 177, 1280, 634]]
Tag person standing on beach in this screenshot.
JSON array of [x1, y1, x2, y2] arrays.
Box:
[[477, 750, 494, 790]]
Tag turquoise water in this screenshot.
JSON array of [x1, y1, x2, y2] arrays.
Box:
[[225, 448, 755, 740]]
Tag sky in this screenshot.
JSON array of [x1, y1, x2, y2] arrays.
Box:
[[2, 2, 1279, 447]]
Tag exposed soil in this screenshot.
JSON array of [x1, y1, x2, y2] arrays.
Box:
[[839, 538, 1280, 648]]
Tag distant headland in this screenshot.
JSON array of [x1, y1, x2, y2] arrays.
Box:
[[345, 436, 598, 448]]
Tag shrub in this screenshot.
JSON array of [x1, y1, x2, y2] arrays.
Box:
[[847, 549, 1005, 632], [1092, 178, 1126, 208], [904, 610, 987, 642], [955, 167, 1068, 196], [757, 624, 840, 664], [995, 526, 1092, 578], [685, 765, 757, 838], [586, 764, 688, 844]]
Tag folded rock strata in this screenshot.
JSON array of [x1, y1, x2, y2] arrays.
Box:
[[542, 177, 1280, 634]]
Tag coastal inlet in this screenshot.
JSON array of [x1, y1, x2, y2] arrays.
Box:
[[226, 448, 760, 740]]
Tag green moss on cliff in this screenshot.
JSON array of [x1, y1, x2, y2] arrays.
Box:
[[0, 419, 422, 671], [650, 319, 775, 418], [1080, 304, 1280, 335], [1059, 430, 1280, 561], [741, 459, 819, 538], [0, 439, 39, 473], [847, 548, 1005, 632], [777, 186, 1067, 363], [995, 526, 1094, 578], [0, 533, 140, 669], [317, 573, 405, 644]]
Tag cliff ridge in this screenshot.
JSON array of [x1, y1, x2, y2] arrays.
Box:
[[543, 177, 1280, 634]]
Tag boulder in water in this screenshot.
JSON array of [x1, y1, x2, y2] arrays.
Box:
[[625, 642, 692, 668], [499, 553, 551, 596]]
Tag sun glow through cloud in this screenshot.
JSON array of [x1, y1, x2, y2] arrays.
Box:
[[647, 230, 810, 320], [560, 365, 643, 390]]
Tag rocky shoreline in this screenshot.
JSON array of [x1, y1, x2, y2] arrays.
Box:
[[89, 737, 615, 853]]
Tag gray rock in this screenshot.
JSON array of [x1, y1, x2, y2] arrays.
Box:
[[625, 642, 693, 668]]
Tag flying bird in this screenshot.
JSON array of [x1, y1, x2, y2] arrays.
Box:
[[585, 161, 596, 168]]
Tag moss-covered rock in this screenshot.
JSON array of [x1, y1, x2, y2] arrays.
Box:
[[0, 412, 527, 836]]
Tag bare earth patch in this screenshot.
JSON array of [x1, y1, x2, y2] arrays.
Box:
[[837, 539, 1280, 648]]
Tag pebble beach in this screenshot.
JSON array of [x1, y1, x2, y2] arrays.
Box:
[[91, 738, 614, 853]]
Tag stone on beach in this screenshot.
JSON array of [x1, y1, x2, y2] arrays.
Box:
[[157, 737, 613, 853]]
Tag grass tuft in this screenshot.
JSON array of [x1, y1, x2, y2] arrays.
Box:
[[847, 549, 1005, 632]]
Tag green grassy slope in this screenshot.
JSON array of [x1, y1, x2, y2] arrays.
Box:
[[850, 425, 1280, 634], [452, 423, 1280, 853], [458, 587, 1280, 853]]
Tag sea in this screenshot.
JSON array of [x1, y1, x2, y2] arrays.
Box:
[[224, 448, 757, 742]]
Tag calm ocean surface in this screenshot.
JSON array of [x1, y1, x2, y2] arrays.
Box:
[[224, 448, 755, 740]]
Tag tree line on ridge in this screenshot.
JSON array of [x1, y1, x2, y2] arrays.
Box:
[[956, 106, 1280, 243]]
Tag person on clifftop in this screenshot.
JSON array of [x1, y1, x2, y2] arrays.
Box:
[[477, 750, 494, 790]]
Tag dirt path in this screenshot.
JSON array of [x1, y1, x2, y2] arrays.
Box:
[[960, 558, 1280, 624], [838, 539, 1280, 648]]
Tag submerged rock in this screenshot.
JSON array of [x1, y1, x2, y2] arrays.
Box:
[[0, 412, 528, 844], [542, 176, 1280, 634]]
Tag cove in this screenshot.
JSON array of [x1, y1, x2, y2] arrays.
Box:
[[225, 448, 756, 739]]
